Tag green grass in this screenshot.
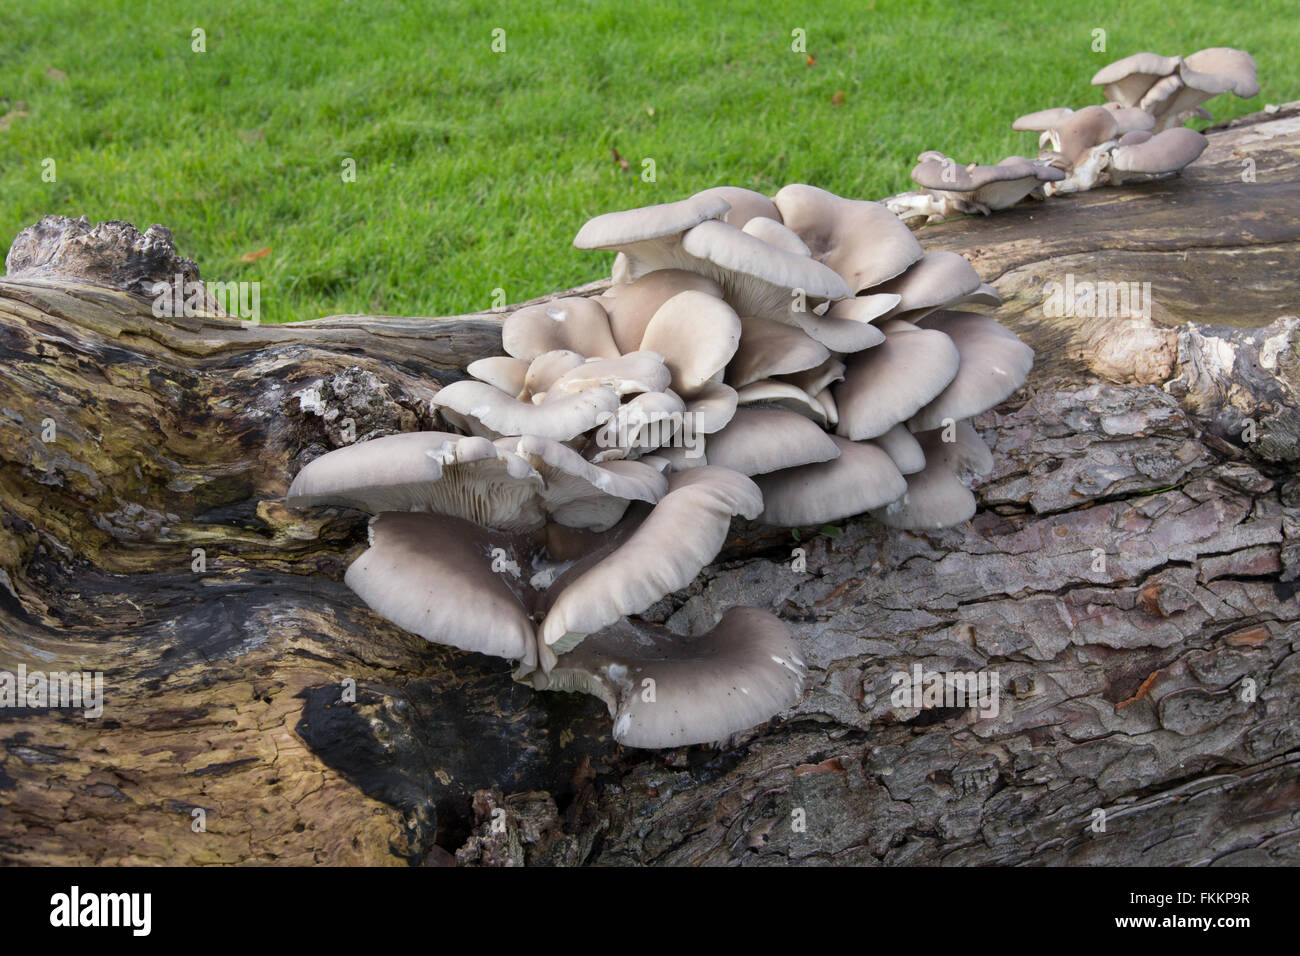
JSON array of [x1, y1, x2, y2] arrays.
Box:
[[1, 0, 1296, 322]]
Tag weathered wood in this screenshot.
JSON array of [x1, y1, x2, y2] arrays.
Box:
[[0, 105, 1297, 866]]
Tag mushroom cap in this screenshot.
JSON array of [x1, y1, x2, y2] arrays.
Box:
[[705, 406, 842, 476], [588, 389, 687, 463], [467, 355, 529, 397], [833, 322, 961, 440], [726, 317, 831, 388], [870, 250, 982, 315], [962, 282, 1003, 307], [287, 431, 546, 529], [735, 379, 828, 426], [637, 289, 742, 397], [755, 435, 906, 526], [432, 378, 620, 441], [871, 423, 926, 475], [522, 350, 586, 399], [1183, 47, 1259, 98], [536, 607, 804, 748], [539, 467, 763, 647], [909, 311, 1034, 432], [1012, 107, 1075, 132], [682, 380, 740, 435], [680, 218, 851, 314], [779, 355, 846, 396], [600, 270, 725, 353], [1090, 52, 1183, 108], [547, 350, 671, 397], [1103, 104, 1158, 134], [502, 296, 621, 361], [693, 186, 783, 229], [872, 422, 993, 530], [1046, 106, 1120, 165], [1110, 126, 1208, 174], [740, 216, 811, 256], [1116, 129, 1155, 148], [574, 193, 730, 250], [773, 184, 924, 292], [345, 511, 540, 666], [793, 295, 894, 351]]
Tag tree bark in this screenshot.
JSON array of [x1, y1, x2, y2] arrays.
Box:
[[1, 105, 1297, 867]]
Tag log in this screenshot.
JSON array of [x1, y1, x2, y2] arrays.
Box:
[[0, 104, 1297, 867]]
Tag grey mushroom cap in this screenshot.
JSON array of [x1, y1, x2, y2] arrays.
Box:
[[705, 406, 842, 476], [1090, 52, 1183, 108], [1184, 47, 1260, 99], [539, 467, 763, 648], [693, 186, 783, 229], [773, 184, 924, 292], [680, 219, 851, 316], [755, 434, 906, 526], [871, 423, 926, 475], [909, 311, 1035, 432], [467, 355, 529, 397], [345, 511, 540, 666], [1045, 106, 1120, 165], [1110, 127, 1208, 176], [532, 607, 805, 748], [726, 317, 830, 388], [870, 250, 982, 315], [793, 295, 894, 352], [741, 216, 812, 256], [872, 421, 993, 530], [833, 322, 961, 440], [1103, 104, 1158, 134], [637, 289, 742, 397], [287, 431, 544, 529]]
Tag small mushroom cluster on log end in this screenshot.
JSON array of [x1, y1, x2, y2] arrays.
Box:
[[289, 186, 1033, 747], [888, 47, 1258, 221]]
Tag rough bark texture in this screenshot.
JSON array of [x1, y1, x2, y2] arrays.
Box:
[[1, 105, 1298, 867]]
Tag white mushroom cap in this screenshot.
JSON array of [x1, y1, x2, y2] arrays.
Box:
[[680, 219, 851, 318], [755, 435, 906, 525], [637, 289, 742, 397], [287, 431, 546, 529], [682, 380, 740, 435], [431, 378, 620, 442], [522, 350, 585, 400], [833, 322, 960, 440], [705, 406, 841, 476], [773, 184, 924, 292], [693, 186, 783, 229], [501, 296, 621, 362], [346, 512, 540, 666], [467, 356, 529, 396], [909, 311, 1034, 431], [961, 283, 1003, 308], [539, 467, 763, 649], [1090, 52, 1183, 108], [726, 317, 830, 388], [532, 608, 804, 748], [573, 193, 731, 279], [547, 350, 671, 397], [600, 270, 725, 352], [872, 421, 993, 530]]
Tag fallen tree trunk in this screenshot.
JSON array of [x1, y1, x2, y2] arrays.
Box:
[[0, 105, 1297, 867]]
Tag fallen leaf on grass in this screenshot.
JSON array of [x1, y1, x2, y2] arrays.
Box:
[[239, 247, 271, 262]]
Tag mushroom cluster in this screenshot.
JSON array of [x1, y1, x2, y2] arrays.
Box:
[[887, 47, 1256, 220], [288, 184, 1033, 748]]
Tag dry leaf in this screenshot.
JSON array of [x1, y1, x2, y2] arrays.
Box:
[[46, 67, 67, 81], [239, 247, 271, 262], [805, 55, 817, 67], [831, 90, 846, 106], [611, 147, 630, 172]]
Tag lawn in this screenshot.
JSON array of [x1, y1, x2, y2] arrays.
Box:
[[1, 0, 1296, 322]]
